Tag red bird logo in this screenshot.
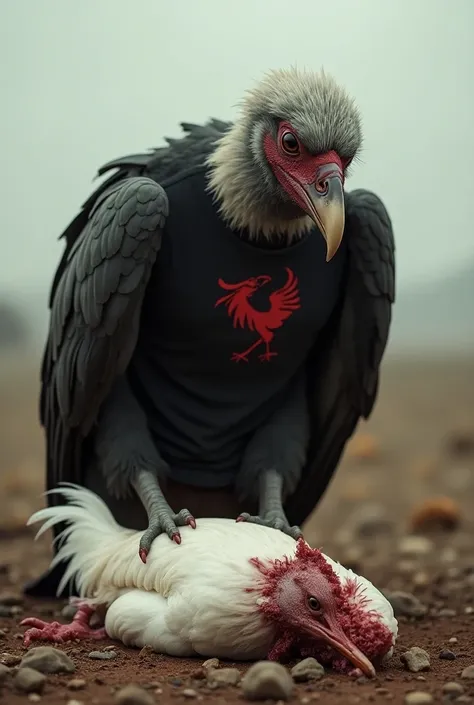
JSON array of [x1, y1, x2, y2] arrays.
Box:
[[215, 267, 301, 363]]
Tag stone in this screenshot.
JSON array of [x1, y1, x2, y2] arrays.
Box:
[[114, 684, 156, 705], [290, 657, 324, 682], [385, 591, 428, 618], [183, 689, 197, 698], [14, 667, 47, 694], [442, 681, 464, 695], [0, 663, 11, 683], [20, 646, 76, 674], [461, 665, 474, 680], [207, 667, 241, 686], [1, 652, 21, 666], [241, 661, 294, 701], [401, 647, 431, 672], [68, 678, 87, 690], [404, 693, 433, 705], [398, 536, 434, 557], [88, 649, 117, 660], [439, 649, 456, 660]]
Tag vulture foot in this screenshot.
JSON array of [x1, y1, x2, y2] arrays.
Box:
[[139, 508, 197, 563], [21, 603, 106, 647], [236, 511, 303, 540], [132, 469, 197, 563]]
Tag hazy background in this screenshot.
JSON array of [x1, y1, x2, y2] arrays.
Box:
[[1, 0, 473, 354]]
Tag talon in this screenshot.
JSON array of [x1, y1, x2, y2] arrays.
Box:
[[186, 517, 197, 529], [171, 531, 181, 544], [236, 514, 247, 522], [139, 548, 148, 564]]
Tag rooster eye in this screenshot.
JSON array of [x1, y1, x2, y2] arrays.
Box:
[[281, 131, 300, 155], [308, 596, 321, 611]]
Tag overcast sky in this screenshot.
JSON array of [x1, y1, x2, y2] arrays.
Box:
[[1, 0, 473, 302]]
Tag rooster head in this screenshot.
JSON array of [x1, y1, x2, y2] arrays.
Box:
[[250, 539, 394, 677], [207, 67, 362, 253]]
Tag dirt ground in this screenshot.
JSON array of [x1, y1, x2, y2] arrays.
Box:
[[0, 352, 473, 705]]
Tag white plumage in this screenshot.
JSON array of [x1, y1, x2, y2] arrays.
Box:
[[24, 485, 397, 674]]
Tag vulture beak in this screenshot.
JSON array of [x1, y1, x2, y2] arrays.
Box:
[[302, 164, 345, 261], [303, 615, 376, 678]]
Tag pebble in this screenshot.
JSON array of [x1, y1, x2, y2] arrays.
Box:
[[404, 693, 433, 705], [202, 657, 219, 671], [448, 637, 458, 644], [1, 652, 21, 666], [401, 647, 431, 673], [461, 665, 474, 680], [68, 678, 87, 690], [182, 689, 198, 698], [0, 593, 23, 606], [385, 591, 428, 618], [439, 649, 456, 660], [88, 650, 117, 660], [290, 657, 325, 682], [241, 661, 294, 701], [0, 663, 11, 682], [442, 682, 464, 695], [114, 684, 156, 705], [0, 629, 6, 638], [14, 667, 47, 694], [0, 605, 14, 618], [28, 695, 42, 703], [398, 536, 434, 557], [438, 608, 456, 617], [61, 603, 79, 619], [20, 646, 76, 674], [207, 667, 241, 686], [349, 504, 394, 537]]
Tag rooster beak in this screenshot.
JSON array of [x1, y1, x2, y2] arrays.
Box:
[[302, 164, 345, 262], [304, 616, 376, 678]]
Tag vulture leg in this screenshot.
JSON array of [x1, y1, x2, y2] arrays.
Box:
[[237, 469, 303, 540], [132, 470, 196, 561]]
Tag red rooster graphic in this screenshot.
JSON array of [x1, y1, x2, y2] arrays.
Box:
[[215, 267, 301, 363]]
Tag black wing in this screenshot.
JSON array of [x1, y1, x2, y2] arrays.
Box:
[[284, 189, 395, 527], [41, 177, 168, 498]]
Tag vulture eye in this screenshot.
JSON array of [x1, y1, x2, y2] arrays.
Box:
[[280, 131, 300, 156], [307, 596, 321, 612]]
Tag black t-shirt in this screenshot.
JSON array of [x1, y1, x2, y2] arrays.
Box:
[[128, 166, 347, 487]]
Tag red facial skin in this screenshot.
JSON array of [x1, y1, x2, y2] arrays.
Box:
[[248, 539, 393, 676], [263, 121, 350, 213]]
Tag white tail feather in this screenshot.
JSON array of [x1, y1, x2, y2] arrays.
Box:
[[28, 483, 134, 597]]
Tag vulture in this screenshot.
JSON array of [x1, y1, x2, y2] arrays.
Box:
[[25, 67, 395, 599], [21, 485, 398, 676]]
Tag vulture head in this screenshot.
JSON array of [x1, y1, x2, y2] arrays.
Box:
[[207, 67, 362, 255], [251, 540, 394, 677]]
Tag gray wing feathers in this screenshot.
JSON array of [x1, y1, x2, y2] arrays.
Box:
[[285, 188, 395, 526], [42, 176, 168, 491]]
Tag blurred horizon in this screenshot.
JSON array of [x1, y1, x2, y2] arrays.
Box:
[[1, 0, 473, 355]]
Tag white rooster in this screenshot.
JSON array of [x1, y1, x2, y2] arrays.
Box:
[[21, 485, 397, 677]]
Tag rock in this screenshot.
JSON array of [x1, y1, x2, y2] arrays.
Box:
[[1, 652, 21, 666], [385, 591, 428, 618], [404, 693, 433, 705], [88, 650, 117, 659], [68, 678, 87, 690], [0, 629, 6, 639], [461, 665, 474, 680], [61, 603, 79, 620], [348, 504, 394, 538], [398, 536, 434, 557], [438, 608, 456, 617], [409, 496, 460, 533], [439, 649, 456, 660], [401, 647, 431, 672], [14, 667, 47, 694], [241, 661, 294, 701], [20, 646, 76, 674], [0, 592, 23, 606], [183, 689, 197, 698], [446, 429, 474, 457], [207, 667, 241, 686], [202, 657, 219, 671], [290, 657, 324, 682], [114, 684, 156, 705], [0, 663, 11, 682], [0, 606, 14, 617], [28, 695, 42, 703], [442, 681, 464, 695]]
